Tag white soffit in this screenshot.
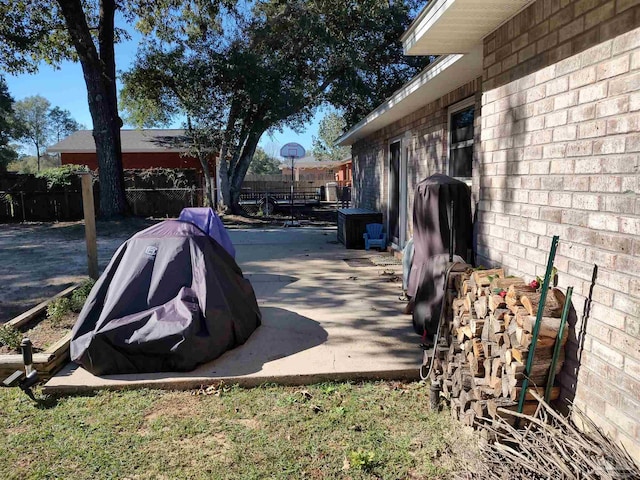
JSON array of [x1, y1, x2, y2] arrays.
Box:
[[337, 45, 482, 147], [401, 0, 533, 55]]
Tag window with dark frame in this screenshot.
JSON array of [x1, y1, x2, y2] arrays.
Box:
[[449, 105, 474, 178]]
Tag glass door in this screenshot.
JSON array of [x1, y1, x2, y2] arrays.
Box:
[[389, 141, 401, 246]]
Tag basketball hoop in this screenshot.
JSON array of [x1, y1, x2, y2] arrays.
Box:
[[279, 143, 306, 227]]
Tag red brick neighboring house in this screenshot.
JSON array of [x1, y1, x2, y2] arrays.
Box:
[[339, 0, 640, 462], [279, 156, 353, 184], [48, 129, 214, 174], [335, 158, 353, 185]]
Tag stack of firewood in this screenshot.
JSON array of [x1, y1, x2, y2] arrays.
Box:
[[433, 268, 569, 426]]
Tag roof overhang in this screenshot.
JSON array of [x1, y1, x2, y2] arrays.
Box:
[[401, 0, 533, 55], [337, 45, 482, 147]]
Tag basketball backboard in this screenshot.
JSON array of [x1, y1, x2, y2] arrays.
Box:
[[280, 142, 306, 159]]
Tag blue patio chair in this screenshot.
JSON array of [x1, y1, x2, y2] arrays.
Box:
[[363, 223, 387, 251]]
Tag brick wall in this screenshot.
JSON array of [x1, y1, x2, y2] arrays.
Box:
[[351, 78, 482, 240], [479, 0, 640, 460]]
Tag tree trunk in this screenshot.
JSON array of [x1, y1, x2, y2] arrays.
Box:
[[36, 144, 40, 172], [56, 0, 127, 218], [217, 101, 239, 212], [218, 153, 231, 211], [229, 129, 262, 213], [199, 153, 215, 208]]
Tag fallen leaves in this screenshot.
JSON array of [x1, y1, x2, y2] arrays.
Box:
[[192, 382, 231, 397]]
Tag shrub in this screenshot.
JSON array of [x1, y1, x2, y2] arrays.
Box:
[[47, 297, 72, 324], [70, 279, 95, 312], [36, 164, 89, 189], [0, 325, 22, 350]]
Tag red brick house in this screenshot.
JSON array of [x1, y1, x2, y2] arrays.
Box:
[[339, 0, 640, 461], [335, 158, 353, 185], [48, 129, 213, 173], [279, 156, 341, 180]]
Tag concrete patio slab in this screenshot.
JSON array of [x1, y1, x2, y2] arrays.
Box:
[[45, 227, 421, 393]]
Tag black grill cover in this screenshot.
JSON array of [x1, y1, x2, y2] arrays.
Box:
[[407, 174, 472, 297], [70, 220, 261, 375], [409, 174, 472, 336]]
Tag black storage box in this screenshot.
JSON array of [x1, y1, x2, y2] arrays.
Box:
[[337, 208, 383, 249]]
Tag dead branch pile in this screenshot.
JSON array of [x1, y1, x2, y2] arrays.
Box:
[[432, 268, 568, 425], [468, 391, 640, 480]]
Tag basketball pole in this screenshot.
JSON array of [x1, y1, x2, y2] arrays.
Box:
[[279, 142, 305, 228], [290, 155, 295, 224]]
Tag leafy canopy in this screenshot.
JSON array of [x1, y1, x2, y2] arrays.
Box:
[[247, 147, 281, 175], [13, 95, 52, 155], [121, 0, 426, 209], [48, 106, 81, 143], [0, 76, 20, 171], [312, 112, 350, 163]]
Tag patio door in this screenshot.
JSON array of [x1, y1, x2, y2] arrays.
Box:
[[388, 139, 407, 249]]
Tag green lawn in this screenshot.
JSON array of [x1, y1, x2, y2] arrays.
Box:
[[0, 381, 477, 479]]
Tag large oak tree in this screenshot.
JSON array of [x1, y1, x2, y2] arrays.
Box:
[[121, 0, 426, 212]]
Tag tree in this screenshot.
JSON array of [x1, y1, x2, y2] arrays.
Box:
[[1, 1, 234, 216], [48, 106, 81, 165], [312, 112, 350, 162], [48, 106, 81, 144], [121, 0, 426, 212], [248, 147, 281, 175], [1, 1, 127, 215], [10, 153, 59, 173], [0, 76, 20, 172], [13, 95, 51, 171]]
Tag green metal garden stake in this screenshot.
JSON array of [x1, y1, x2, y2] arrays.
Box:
[[515, 235, 559, 427], [544, 286, 573, 403]]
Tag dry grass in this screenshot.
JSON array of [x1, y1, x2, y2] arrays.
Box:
[[0, 381, 481, 479]]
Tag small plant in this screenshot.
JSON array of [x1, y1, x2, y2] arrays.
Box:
[[532, 267, 558, 291], [0, 325, 22, 350], [320, 384, 337, 395], [70, 279, 96, 312], [347, 449, 377, 472], [47, 297, 72, 324]]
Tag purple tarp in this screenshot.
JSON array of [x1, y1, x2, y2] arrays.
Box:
[[70, 220, 260, 375], [178, 207, 236, 258]]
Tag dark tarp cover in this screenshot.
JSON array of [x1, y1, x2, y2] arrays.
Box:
[[70, 219, 261, 375], [409, 174, 472, 335]]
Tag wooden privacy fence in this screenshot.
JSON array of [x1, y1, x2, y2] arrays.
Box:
[[0, 170, 205, 222], [0, 189, 85, 222], [0, 187, 205, 222]]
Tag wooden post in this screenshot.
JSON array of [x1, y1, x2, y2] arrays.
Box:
[[20, 191, 26, 222], [80, 173, 98, 280]]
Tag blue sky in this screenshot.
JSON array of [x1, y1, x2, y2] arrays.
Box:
[[3, 26, 322, 159]]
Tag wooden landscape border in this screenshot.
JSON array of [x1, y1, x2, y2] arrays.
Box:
[[1, 283, 80, 380]]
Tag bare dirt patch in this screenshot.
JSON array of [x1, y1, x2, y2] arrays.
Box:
[[0, 313, 76, 354], [234, 418, 262, 430], [0, 218, 156, 323], [143, 393, 203, 422]]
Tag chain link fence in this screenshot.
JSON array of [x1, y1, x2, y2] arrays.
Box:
[[126, 188, 204, 217]]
